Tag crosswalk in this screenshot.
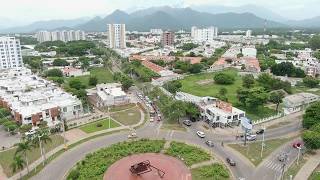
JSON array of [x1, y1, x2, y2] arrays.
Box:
[[264, 160, 283, 172]]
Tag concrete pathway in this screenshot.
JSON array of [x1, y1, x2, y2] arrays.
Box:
[[294, 150, 320, 180]]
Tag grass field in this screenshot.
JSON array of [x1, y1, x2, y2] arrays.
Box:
[[110, 107, 141, 126], [192, 163, 230, 180], [180, 69, 241, 104], [79, 118, 120, 133], [284, 156, 308, 180], [179, 69, 277, 121], [309, 164, 320, 180], [228, 138, 293, 166], [64, 67, 114, 88], [0, 135, 64, 177], [109, 103, 136, 112]]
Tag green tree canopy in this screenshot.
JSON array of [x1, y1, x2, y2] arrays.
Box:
[[53, 59, 69, 66], [242, 74, 255, 88], [213, 72, 235, 85], [303, 76, 319, 88], [45, 69, 63, 77]]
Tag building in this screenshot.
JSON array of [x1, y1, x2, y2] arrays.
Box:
[[0, 67, 85, 126], [191, 26, 218, 42], [175, 92, 245, 126], [86, 83, 130, 108], [242, 47, 257, 58], [283, 92, 319, 114], [36, 30, 86, 43], [62, 67, 90, 77], [150, 29, 163, 35], [246, 30, 252, 37], [0, 37, 23, 69], [161, 31, 175, 47], [107, 24, 126, 49]]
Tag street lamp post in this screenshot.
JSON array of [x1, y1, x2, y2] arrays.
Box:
[[108, 106, 111, 129], [296, 146, 301, 165], [260, 126, 266, 158]]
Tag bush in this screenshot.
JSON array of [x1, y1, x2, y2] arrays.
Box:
[[45, 69, 63, 77], [193, 163, 229, 179], [302, 130, 320, 149], [96, 123, 102, 127], [68, 168, 80, 180], [303, 76, 319, 88], [0, 118, 9, 125], [213, 72, 235, 85], [302, 102, 320, 129]]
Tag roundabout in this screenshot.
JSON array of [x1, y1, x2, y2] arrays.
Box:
[[104, 153, 191, 180]]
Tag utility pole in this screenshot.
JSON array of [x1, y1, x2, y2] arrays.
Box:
[[260, 126, 266, 158], [296, 146, 301, 165], [108, 106, 111, 129], [61, 117, 67, 149]]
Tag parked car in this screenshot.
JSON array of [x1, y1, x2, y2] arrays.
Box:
[[246, 135, 257, 141], [183, 120, 192, 126], [226, 158, 236, 166], [293, 142, 303, 149], [278, 153, 288, 162], [205, 140, 214, 147], [196, 131, 205, 138], [256, 129, 265, 134]]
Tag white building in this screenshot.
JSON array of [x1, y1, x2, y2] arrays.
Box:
[[86, 83, 130, 108], [242, 47, 257, 58], [0, 67, 85, 126], [246, 30, 252, 37], [0, 37, 23, 69], [36, 30, 86, 43], [283, 93, 319, 114], [107, 24, 126, 49], [175, 92, 245, 126], [191, 26, 218, 42], [150, 29, 163, 35]]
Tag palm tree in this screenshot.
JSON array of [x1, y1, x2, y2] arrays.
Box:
[[11, 155, 26, 179], [15, 141, 32, 174], [32, 130, 52, 165]]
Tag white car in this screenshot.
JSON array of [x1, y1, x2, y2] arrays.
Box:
[[196, 131, 205, 138], [149, 117, 154, 122], [246, 134, 257, 141]]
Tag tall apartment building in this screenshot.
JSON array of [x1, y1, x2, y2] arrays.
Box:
[[107, 24, 126, 49], [161, 31, 175, 47], [0, 37, 23, 70], [191, 26, 218, 42], [36, 30, 86, 43]]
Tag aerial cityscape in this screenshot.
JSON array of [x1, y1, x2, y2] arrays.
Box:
[[1, 0, 320, 180]]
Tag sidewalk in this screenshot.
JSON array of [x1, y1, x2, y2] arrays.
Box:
[[8, 107, 146, 180], [294, 150, 320, 180]]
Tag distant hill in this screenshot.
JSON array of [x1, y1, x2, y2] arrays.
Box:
[[287, 16, 320, 28], [0, 17, 90, 33], [77, 7, 286, 31]]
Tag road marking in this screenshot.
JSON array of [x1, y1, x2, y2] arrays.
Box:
[[170, 130, 174, 139], [166, 131, 171, 139]]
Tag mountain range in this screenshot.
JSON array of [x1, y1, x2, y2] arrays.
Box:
[[1, 5, 320, 33]]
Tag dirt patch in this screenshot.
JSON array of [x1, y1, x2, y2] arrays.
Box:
[[196, 79, 214, 85]]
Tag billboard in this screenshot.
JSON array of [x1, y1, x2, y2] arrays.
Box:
[[240, 117, 252, 130]]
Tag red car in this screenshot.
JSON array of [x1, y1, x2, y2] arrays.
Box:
[[293, 142, 303, 148]]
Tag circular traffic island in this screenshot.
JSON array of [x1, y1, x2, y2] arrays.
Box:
[[104, 153, 191, 180]]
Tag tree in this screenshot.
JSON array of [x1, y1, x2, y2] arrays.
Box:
[[10, 155, 26, 178], [309, 35, 320, 50], [237, 88, 250, 106], [245, 87, 269, 109], [269, 91, 284, 111], [219, 87, 227, 97], [314, 51, 320, 59], [32, 130, 52, 165], [52, 59, 69, 66], [185, 102, 200, 121], [165, 80, 182, 94], [45, 69, 63, 77], [180, 43, 198, 51], [15, 141, 32, 174], [242, 74, 255, 88], [121, 76, 134, 91], [302, 102, 320, 129], [302, 129, 320, 149], [69, 79, 86, 90], [271, 62, 305, 78], [163, 101, 186, 123], [79, 57, 90, 70], [213, 72, 235, 85], [303, 76, 319, 88], [88, 76, 98, 86], [188, 64, 202, 74]]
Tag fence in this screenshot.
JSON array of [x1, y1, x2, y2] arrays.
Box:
[[253, 113, 284, 125]]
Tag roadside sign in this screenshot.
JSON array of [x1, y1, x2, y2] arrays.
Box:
[[240, 117, 252, 130]]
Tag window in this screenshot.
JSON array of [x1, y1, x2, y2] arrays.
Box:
[[63, 107, 67, 112], [45, 109, 50, 117]]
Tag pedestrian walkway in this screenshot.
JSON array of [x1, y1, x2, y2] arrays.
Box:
[[264, 159, 283, 173], [294, 150, 320, 180]]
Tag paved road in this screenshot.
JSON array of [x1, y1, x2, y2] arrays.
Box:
[[30, 117, 302, 180]]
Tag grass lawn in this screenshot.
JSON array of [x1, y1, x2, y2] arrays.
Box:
[[284, 156, 308, 180], [79, 118, 120, 133], [161, 121, 186, 131], [179, 69, 277, 121], [64, 67, 114, 88], [110, 107, 141, 126], [309, 164, 320, 180], [0, 135, 64, 177], [228, 137, 294, 166], [166, 141, 211, 166], [109, 103, 136, 112], [179, 69, 241, 104], [192, 163, 230, 180]]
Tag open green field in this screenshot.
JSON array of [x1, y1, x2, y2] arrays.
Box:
[[64, 67, 114, 88], [180, 69, 241, 104], [309, 164, 320, 180], [228, 137, 294, 166], [79, 118, 120, 133], [284, 156, 308, 180], [192, 163, 230, 180], [179, 69, 277, 121], [0, 135, 64, 177], [110, 107, 141, 126]]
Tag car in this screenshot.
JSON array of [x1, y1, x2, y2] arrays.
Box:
[[293, 142, 303, 148], [128, 132, 138, 139], [149, 117, 154, 122], [196, 131, 205, 138], [205, 140, 214, 147], [226, 158, 236, 166], [256, 129, 265, 134], [278, 153, 288, 162], [183, 120, 192, 126], [246, 135, 257, 141]]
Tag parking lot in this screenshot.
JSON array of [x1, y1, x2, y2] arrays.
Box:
[[0, 126, 20, 149]]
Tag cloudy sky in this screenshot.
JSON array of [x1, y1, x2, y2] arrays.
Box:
[[1, 0, 319, 24]]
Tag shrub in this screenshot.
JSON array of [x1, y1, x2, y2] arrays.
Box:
[[96, 123, 102, 127], [67, 168, 80, 180], [213, 72, 235, 85]]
